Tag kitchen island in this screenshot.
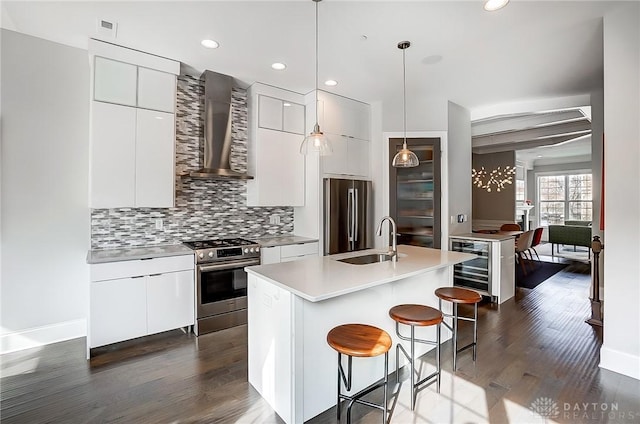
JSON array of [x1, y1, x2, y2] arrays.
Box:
[[244, 245, 475, 423]]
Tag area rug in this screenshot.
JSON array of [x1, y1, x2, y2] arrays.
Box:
[[516, 261, 568, 289]]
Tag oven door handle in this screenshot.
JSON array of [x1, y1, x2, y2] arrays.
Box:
[[198, 259, 260, 272]]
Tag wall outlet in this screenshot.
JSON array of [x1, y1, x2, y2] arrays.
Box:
[[269, 214, 281, 225], [457, 214, 465, 223], [155, 218, 164, 230]]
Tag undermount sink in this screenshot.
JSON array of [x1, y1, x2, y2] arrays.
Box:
[[337, 253, 395, 265]]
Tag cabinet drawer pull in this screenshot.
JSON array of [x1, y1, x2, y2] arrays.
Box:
[[149, 273, 162, 277], [140, 258, 153, 261], [131, 275, 144, 279]]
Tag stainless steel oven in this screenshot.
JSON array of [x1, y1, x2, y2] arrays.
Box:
[[184, 238, 260, 335]]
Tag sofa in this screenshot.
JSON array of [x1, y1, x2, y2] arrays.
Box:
[[548, 221, 592, 256]]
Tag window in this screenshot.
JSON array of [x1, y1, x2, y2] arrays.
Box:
[[538, 173, 592, 226]]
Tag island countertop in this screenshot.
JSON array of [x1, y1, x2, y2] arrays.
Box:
[[245, 245, 475, 302]]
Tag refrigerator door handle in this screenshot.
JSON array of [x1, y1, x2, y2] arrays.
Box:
[[354, 188, 359, 242], [347, 188, 354, 243]]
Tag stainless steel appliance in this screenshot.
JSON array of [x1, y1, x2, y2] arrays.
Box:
[[324, 178, 373, 255], [183, 238, 260, 335]]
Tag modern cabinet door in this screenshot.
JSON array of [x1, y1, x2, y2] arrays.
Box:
[[90, 101, 137, 208], [260, 246, 281, 265], [258, 95, 284, 130], [347, 138, 369, 177], [93, 56, 137, 106], [90, 277, 147, 347], [322, 136, 369, 178], [135, 109, 175, 207], [137, 67, 176, 113], [282, 103, 305, 134], [318, 91, 369, 140], [146, 270, 195, 334], [248, 128, 304, 206]]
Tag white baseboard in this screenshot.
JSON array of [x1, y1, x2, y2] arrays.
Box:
[[600, 346, 640, 380], [1, 319, 86, 354]]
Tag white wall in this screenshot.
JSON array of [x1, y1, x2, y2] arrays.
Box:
[[382, 95, 449, 132], [1, 30, 90, 353], [601, 2, 640, 380], [447, 101, 472, 235]]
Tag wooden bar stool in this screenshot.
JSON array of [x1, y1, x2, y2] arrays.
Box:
[[388, 304, 442, 410], [435, 287, 482, 371], [327, 324, 392, 424]]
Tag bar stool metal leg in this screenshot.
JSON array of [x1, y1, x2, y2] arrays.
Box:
[[453, 303, 459, 371], [473, 303, 478, 361]]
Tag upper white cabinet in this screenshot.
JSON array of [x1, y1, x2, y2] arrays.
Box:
[[315, 91, 370, 178], [248, 83, 306, 206], [93, 57, 137, 106], [89, 39, 179, 209]]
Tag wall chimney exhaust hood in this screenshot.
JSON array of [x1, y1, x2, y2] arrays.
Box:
[[189, 70, 253, 179]]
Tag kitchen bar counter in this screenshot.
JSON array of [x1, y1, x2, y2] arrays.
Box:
[[245, 245, 474, 302], [86, 244, 193, 264], [245, 245, 475, 423], [456, 232, 516, 242]]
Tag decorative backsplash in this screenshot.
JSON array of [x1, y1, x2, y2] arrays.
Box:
[[90, 75, 294, 249]]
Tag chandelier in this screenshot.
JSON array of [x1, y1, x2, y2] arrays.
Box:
[[472, 166, 516, 192]]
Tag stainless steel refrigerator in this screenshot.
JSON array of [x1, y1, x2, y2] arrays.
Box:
[[324, 178, 373, 255]]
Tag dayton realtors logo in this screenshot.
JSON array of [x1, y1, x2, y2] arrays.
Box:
[[530, 398, 639, 421]]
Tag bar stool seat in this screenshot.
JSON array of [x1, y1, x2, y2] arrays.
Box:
[[389, 304, 442, 410], [435, 287, 482, 371], [327, 324, 392, 424]]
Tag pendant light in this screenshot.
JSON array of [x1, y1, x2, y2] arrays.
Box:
[[392, 41, 419, 168], [300, 0, 332, 156]]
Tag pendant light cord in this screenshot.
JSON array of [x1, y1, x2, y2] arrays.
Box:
[[315, 0, 319, 126], [403, 46, 407, 149]]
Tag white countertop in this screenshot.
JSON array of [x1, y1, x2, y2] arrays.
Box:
[[451, 233, 515, 242], [87, 244, 193, 264], [252, 235, 318, 247], [245, 245, 476, 302]]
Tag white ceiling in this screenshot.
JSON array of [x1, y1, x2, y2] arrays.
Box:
[[2, 0, 614, 161]]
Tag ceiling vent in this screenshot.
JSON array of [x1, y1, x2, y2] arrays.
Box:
[[96, 19, 118, 39]]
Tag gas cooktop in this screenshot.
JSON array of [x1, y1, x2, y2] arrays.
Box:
[[183, 238, 260, 264], [183, 238, 257, 250]]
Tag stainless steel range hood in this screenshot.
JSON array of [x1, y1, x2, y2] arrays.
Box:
[[189, 70, 253, 179]]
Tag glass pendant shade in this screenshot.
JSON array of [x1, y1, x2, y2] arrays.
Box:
[[300, 123, 332, 156], [392, 142, 420, 167]]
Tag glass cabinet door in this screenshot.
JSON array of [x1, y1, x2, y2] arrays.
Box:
[[390, 138, 441, 248]]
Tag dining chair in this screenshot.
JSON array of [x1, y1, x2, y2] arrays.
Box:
[[527, 227, 544, 260], [500, 223, 522, 231], [514, 230, 535, 275]]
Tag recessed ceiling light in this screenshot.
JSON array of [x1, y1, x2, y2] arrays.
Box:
[[484, 0, 509, 11], [271, 62, 287, 70], [283, 103, 292, 107], [201, 39, 219, 49], [324, 80, 338, 87], [537, 155, 543, 158]]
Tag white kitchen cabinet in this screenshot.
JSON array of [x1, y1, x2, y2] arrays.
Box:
[[90, 276, 147, 348], [314, 91, 370, 178], [147, 270, 195, 334], [283, 102, 305, 134], [90, 101, 137, 208], [317, 91, 370, 140], [89, 255, 195, 349], [258, 95, 305, 135], [135, 109, 175, 207], [247, 128, 304, 206], [248, 84, 306, 206], [259, 242, 319, 264], [93, 56, 137, 106], [321, 135, 369, 178], [90, 103, 175, 208], [89, 40, 179, 209], [137, 67, 176, 113]]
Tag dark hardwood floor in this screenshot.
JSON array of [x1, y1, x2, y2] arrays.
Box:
[[2, 263, 639, 423]]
